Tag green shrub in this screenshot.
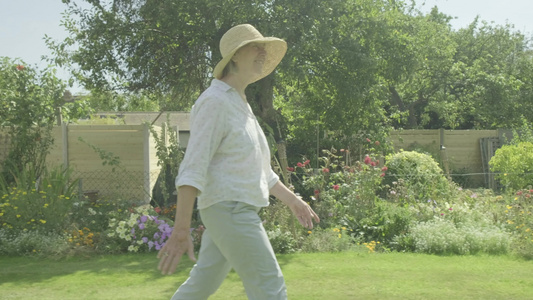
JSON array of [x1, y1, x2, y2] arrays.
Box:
[[0, 229, 70, 257], [299, 227, 358, 253], [489, 142, 533, 190], [384, 151, 452, 203], [267, 226, 299, 254], [0, 165, 79, 234], [503, 188, 533, 259], [396, 217, 510, 255]]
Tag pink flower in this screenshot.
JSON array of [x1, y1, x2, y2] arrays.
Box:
[[16, 65, 24, 71], [332, 184, 340, 191], [287, 167, 295, 172], [364, 155, 372, 165], [370, 161, 377, 167], [297, 162, 304, 168], [323, 168, 330, 173], [381, 166, 388, 171], [304, 160, 310, 166], [375, 141, 380, 146], [517, 191, 523, 196], [449, 207, 453, 211], [154, 207, 161, 214], [380, 173, 385, 177], [340, 149, 345, 152], [366, 138, 371, 143]]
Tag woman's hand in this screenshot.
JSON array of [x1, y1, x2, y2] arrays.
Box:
[[157, 228, 197, 275], [270, 181, 320, 229], [287, 196, 320, 229]]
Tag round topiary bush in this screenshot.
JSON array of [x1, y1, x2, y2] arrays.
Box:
[[489, 141, 533, 190], [384, 150, 451, 203]]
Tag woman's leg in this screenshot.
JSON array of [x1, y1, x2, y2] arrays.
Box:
[[200, 201, 287, 300], [171, 228, 232, 300]]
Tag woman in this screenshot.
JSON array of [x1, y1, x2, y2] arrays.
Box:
[[157, 24, 320, 300]]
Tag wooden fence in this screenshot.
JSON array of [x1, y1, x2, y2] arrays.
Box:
[[1, 126, 510, 193], [389, 129, 510, 187], [0, 124, 168, 203]]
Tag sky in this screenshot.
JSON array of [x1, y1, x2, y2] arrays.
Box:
[[1, 0, 532, 94]]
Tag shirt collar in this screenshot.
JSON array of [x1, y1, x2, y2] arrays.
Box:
[[211, 79, 234, 92]]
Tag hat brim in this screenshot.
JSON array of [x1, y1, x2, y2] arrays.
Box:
[[213, 37, 287, 82]]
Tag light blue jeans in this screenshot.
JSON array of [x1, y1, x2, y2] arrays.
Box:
[[171, 201, 287, 300]]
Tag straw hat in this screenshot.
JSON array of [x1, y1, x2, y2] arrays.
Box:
[[213, 24, 287, 82]]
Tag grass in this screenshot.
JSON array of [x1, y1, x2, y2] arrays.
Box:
[[0, 252, 532, 299]]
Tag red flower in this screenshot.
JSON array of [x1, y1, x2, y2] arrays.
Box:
[[297, 162, 304, 168], [364, 155, 372, 165], [332, 184, 340, 191], [16, 65, 24, 71], [322, 168, 330, 173], [380, 173, 385, 177], [304, 160, 310, 166], [517, 191, 523, 196], [381, 166, 388, 171], [154, 207, 161, 214], [375, 141, 380, 146], [314, 190, 320, 195], [370, 161, 377, 167], [287, 167, 295, 172], [449, 207, 453, 211], [366, 138, 371, 143]]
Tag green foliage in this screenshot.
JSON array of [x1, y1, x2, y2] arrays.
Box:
[[149, 120, 184, 208], [489, 142, 533, 190], [503, 189, 533, 259], [0, 165, 79, 235], [384, 150, 452, 203], [0, 230, 70, 257], [299, 227, 358, 253], [397, 217, 510, 255]]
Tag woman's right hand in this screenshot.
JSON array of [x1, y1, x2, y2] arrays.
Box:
[[157, 228, 197, 275]]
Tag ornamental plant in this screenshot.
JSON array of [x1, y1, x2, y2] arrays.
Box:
[[0, 165, 78, 235], [489, 142, 533, 190], [383, 150, 453, 204], [104, 205, 175, 253], [504, 188, 533, 259]]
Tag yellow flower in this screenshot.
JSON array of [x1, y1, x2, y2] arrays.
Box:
[[308, 231, 312, 234], [507, 205, 513, 210], [0, 213, 3, 217], [43, 204, 49, 208], [338, 234, 342, 238], [65, 197, 70, 200], [47, 184, 52, 188], [39, 219, 46, 224], [16, 214, 21, 218], [342, 227, 346, 230], [31, 219, 35, 222]]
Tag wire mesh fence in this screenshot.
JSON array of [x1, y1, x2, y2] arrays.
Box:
[[72, 170, 164, 204]]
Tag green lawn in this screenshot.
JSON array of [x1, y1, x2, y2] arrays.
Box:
[[0, 252, 532, 299]]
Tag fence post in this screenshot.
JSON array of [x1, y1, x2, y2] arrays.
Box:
[[143, 124, 151, 204], [62, 122, 69, 170], [440, 128, 451, 179]]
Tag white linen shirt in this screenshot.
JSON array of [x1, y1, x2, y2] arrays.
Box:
[[175, 79, 279, 210]]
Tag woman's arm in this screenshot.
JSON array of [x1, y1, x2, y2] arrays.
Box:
[[157, 185, 198, 275], [270, 181, 320, 229]]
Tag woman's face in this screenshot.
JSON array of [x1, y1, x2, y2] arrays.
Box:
[[232, 42, 267, 79]]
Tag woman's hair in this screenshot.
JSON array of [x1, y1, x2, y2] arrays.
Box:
[[221, 60, 237, 78]]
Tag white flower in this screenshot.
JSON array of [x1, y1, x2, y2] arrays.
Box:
[[88, 208, 97, 215], [127, 245, 138, 252]]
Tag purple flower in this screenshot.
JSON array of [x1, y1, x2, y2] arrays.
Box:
[[140, 215, 148, 223], [148, 241, 154, 250], [142, 237, 148, 243], [131, 228, 135, 235], [155, 241, 161, 251], [153, 232, 160, 239], [139, 223, 145, 230]]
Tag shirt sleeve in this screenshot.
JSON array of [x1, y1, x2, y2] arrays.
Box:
[[267, 169, 280, 190], [175, 96, 227, 194]]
